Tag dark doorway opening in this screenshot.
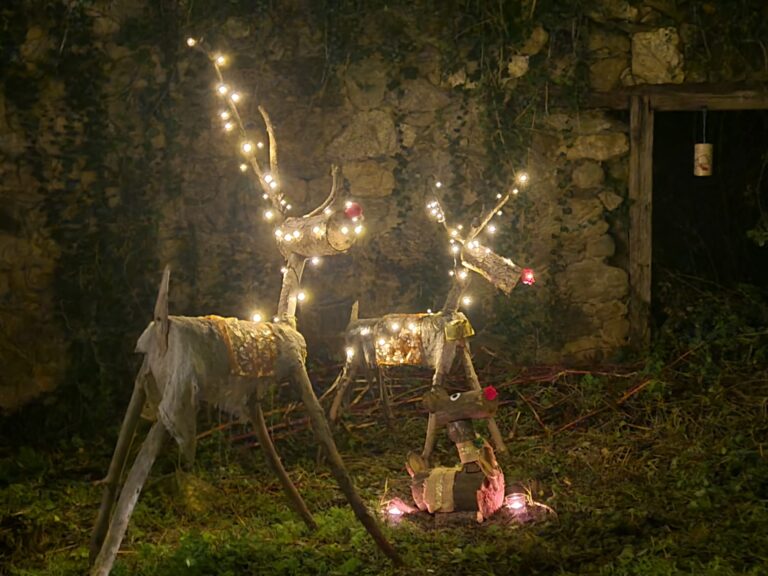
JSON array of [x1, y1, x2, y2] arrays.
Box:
[[652, 110, 768, 313]]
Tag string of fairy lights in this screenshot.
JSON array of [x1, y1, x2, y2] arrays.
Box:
[[187, 37, 367, 323], [426, 170, 531, 308]]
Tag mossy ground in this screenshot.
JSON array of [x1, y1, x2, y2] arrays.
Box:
[[2, 351, 766, 575]]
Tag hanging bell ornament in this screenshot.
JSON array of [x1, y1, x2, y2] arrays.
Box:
[[694, 108, 713, 177]]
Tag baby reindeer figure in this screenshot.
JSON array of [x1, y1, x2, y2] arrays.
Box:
[[329, 190, 535, 460], [89, 41, 399, 576]]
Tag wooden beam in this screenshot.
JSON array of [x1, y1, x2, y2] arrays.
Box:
[[628, 95, 653, 349], [587, 83, 768, 111]]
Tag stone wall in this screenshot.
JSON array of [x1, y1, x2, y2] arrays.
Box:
[[1, 0, 765, 410]]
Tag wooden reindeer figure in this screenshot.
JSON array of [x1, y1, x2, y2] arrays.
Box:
[[89, 42, 400, 576], [329, 191, 535, 461]]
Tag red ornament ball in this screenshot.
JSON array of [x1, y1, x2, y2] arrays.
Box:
[[344, 202, 363, 219], [483, 386, 498, 401], [521, 268, 536, 286]]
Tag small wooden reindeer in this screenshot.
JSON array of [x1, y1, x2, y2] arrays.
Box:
[[89, 42, 400, 576], [329, 191, 535, 460]]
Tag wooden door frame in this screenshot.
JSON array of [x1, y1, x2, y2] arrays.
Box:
[[589, 83, 768, 348]]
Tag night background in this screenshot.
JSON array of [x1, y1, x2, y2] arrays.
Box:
[[1, 1, 767, 574]]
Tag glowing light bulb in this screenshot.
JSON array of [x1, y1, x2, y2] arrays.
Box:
[[252, 312, 263, 322], [462, 295, 472, 306], [360, 327, 371, 336], [275, 229, 283, 238], [280, 266, 288, 274], [512, 188, 519, 195], [323, 208, 332, 215], [345, 347, 355, 359], [427, 308, 433, 314], [345, 200, 353, 208], [387, 506, 403, 516], [310, 256, 321, 266], [390, 322, 400, 332], [186, 38, 197, 47], [217, 84, 229, 95], [312, 226, 322, 235], [451, 245, 460, 254], [458, 270, 468, 280], [297, 291, 306, 302], [450, 229, 458, 237], [241, 141, 253, 153], [449, 270, 455, 276], [224, 122, 234, 132], [262, 193, 269, 200], [257, 141, 264, 149], [408, 323, 417, 331], [497, 193, 502, 199], [239, 163, 248, 172], [269, 181, 277, 189], [377, 338, 386, 346], [341, 226, 349, 235], [516, 172, 529, 185], [264, 174, 273, 184], [292, 231, 301, 239], [283, 234, 292, 243], [354, 224, 363, 235], [264, 210, 274, 220], [497, 210, 503, 216], [468, 241, 478, 249], [435, 181, 442, 188], [220, 111, 230, 120], [488, 224, 497, 234], [215, 54, 227, 66], [280, 199, 286, 206], [285, 204, 292, 211], [457, 225, 464, 230], [230, 92, 241, 103], [506, 493, 526, 511], [273, 316, 280, 323]]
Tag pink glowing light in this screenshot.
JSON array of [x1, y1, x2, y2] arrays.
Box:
[[387, 506, 404, 516], [521, 268, 536, 285], [505, 493, 527, 510]]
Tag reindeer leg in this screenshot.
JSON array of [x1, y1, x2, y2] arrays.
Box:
[[91, 421, 168, 576], [422, 341, 457, 461], [293, 364, 402, 565], [377, 366, 393, 425], [246, 399, 317, 530], [89, 360, 149, 564], [329, 361, 358, 424], [459, 342, 508, 455]]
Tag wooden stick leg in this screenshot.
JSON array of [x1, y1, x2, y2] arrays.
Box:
[[422, 341, 457, 461], [89, 363, 148, 564], [294, 365, 402, 565], [91, 421, 168, 576], [247, 400, 317, 530], [422, 412, 438, 461], [377, 367, 393, 425], [329, 362, 358, 424], [460, 343, 507, 454]]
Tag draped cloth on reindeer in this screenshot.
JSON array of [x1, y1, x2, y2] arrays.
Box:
[[138, 315, 304, 462]]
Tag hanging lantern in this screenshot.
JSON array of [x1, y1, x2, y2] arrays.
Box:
[[694, 108, 713, 177]]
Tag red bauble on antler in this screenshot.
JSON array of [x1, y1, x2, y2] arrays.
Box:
[[344, 202, 363, 219], [521, 268, 536, 286], [483, 386, 498, 401]]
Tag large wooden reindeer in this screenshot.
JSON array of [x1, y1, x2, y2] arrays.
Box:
[[89, 41, 400, 576], [329, 191, 535, 461]]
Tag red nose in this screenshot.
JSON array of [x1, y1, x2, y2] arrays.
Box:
[[521, 268, 536, 285], [344, 202, 363, 219], [483, 386, 498, 401]]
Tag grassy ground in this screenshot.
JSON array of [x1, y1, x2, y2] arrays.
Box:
[[1, 352, 766, 576]]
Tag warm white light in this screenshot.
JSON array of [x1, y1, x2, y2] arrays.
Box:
[[345, 200, 353, 208], [407, 323, 417, 331], [341, 226, 349, 235], [512, 188, 519, 195], [312, 226, 322, 235], [241, 141, 253, 153], [217, 84, 229, 95], [264, 174, 274, 184], [354, 225, 363, 235], [262, 193, 269, 200], [457, 225, 463, 230], [186, 37, 197, 47], [427, 308, 433, 314], [239, 163, 248, 172], [215, 54, 227, 66], [360, 327, 371, 336], [283, 234, 292, 243], [449, 270, 455, 276], [450, 245, 460, 254], [224, 122, 234, 132], [230, 92, 241, 103], [275, 229, 284, 238], [264, 210, 274, 220], [458, 270, 468, 280], [257, 141, 264, 149], [269, 181, 277, 189], [220, 111, 230, 120], [496, 193, 502, 199], [516, 172, 529, 185], [251, 312, 263, 322], [468, 241, 478, 249], [450, 229, 458, 237], [390, 322, 400, 332], [387, 506, 404, 516], [488, 224, 497, 234], [323, 208, 332, 215], [273, 316, 280, 323], [310, 256, 321, 265], [292, 231, 301, 239], [345, 347, 355, 359], [280, 199, 286, 206], [297, 291, 306, 302], [496, 210, 503, 216], [462, 296, 472, 306], [505, 493, 527, 511], [435, 181, 442, 188], [285, 204, 292, 211], [280, 266, 288, 274], [377, 338, 387, 346]]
